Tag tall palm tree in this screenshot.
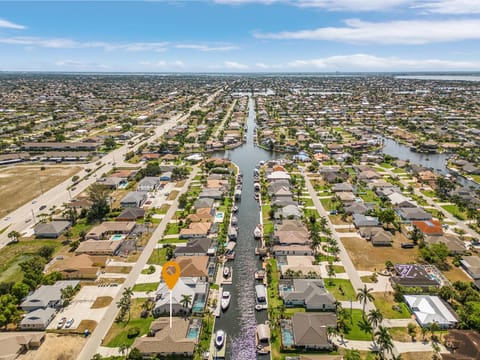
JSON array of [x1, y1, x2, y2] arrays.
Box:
[[356, 285, 374, 317], [374, 326, 394, 359], [122, 287, 134, 322], [180, 294, 193, 313], [367, 309, 384, 329], [358, 317, 373, 340]]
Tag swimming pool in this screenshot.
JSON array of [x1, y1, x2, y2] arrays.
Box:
[[186, 326, 200, 339], [215, 212, 225, 223], [110, 234, 124, 241], [279, 284, 294, 293], [192, 295, 206, 313], [282, 328, 294, 347]]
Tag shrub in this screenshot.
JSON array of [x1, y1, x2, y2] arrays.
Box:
[[127, 327, 141, 338]]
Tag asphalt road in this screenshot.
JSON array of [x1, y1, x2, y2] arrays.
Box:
[[0, 89, 221, 248]]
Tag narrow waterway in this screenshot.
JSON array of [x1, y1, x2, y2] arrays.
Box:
[[381, 137, 478, 189], [213, 96, 280, 359]]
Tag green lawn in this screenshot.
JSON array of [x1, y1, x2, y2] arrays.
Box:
[[164, 223, 180, 235], [301, 197, 314, 207], [344, 309, 374, 341], [420, 189, 436, 198], [132, 282, 159, 292], [392, 168, 406, 174], [372, 293, 411, 319], [441, 204, 466, 220], [379, 163, 394, 169], [147, 247, 169, 265], [105, 317, 154, 347], [158, 237, 187, 244], [324, 279, 356, 301], [320, 198, 333, 211], [331, 265, 346, 273], [359, 190, 377, 203]]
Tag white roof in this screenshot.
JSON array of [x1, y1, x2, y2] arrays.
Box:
[[404, 295, 457, 327]]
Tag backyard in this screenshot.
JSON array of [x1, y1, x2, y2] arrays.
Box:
[[324, 278, 356, 301], [372, 292, 411, 319]]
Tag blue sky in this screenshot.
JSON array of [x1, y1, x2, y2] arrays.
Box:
[[1, 0, 480, 72]]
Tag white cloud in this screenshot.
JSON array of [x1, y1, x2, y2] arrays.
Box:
[[255, 19, 480, 44], [414, 0, 480, 14], [276, 54, 480, 70], [0, 36, 169, 51], [224, 61, 249, 69], [55, 60, 110, 69], [175, 44, 238, 51], [139, 60, 185, 69], [0, 18, 26, 30]]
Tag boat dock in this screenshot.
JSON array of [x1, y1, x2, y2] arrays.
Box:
[[208, 333, 226, 359], [214, 264, 233, 285]]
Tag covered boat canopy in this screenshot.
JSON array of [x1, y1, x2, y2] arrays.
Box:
[[256, 324, 270, 342]]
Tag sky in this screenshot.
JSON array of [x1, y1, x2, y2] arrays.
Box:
[[1, 0, 480, 72]]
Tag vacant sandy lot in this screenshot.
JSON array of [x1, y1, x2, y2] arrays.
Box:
[[341, 233, 418, 271], [0, 165, 80, 218], [20, 333, 86, 360]]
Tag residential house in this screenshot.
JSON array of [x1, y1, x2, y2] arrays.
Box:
[[280, 279, 335, 311], [332, 183, 354, 192], [179, 222, 211, 239], [0, 332, 45, 359], [120, 191, 147, 208], [193, 198, 214, 210], [397, 207, 433, 222], [345, 203, 369, 215], [198, 189, 223, 200], [275, 204, 302, 220], [291, 312, 337, 350], [137, 177, 160, 191], [53, 254, 103, 279], [133, 318, 195, 358], [34, 221, 71, 239], [352, 214, 379, 228], [21, 281, 79, 312], [273, 245, 313, 256], [359, 227, 393, 246], [425, 234, 465, 255], [19, 308, 56, 331], [153, 278, 208, 316], [95, 176, 126, 189], [390, 264, 440, 289], [460, 256, 480, 280], [413, 220, 444, 237], [174, 238, 212, 257], [176, 256, 210, 280], [86, 221, 136, 240], [75, 240, 122, 256], [116, 207, 145, 221], [404, 295, 457, 328], [186, 208, 214, 223]]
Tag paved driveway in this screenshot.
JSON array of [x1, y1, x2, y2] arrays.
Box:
[[48, 285, 121, 331]]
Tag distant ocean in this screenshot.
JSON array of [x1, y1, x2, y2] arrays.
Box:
[[395, 75, 480, 81]]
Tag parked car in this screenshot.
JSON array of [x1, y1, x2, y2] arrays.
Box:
[[65, 318, 74, 328], [39, 205, 47, 211], [57, 317, 67, 329]]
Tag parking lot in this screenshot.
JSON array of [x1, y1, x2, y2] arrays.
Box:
[[48, 285, 121, 331]]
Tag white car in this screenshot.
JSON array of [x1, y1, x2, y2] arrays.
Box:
[[65, 318, 74, 328], [57, 317, 67, 329]]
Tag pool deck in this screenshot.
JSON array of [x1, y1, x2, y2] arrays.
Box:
[[208, 333, 226, 359]]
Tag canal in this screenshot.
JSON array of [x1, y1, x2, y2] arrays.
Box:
[[213, 96, 280, 360]]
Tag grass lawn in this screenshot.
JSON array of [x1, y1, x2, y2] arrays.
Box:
[[359, 190, 378, 203], [324, 279, 356, 301], [0, 239, 61, 283], [301, 197, 314, 207], [267, 258, 283, 310], [69, 219, 94, 240], [341, 236, 418, 271], [372, 292, 411, 319], [167, 190, 179, 201], [331, 265, 346, 273], [443, 261, 472, 283], [441, 204, 466, 220], [329, 215, 350, 225], [284, 307, 305, 316], [159, 237, 186, 244], [164, 222, 180, 235], [320, 198, 333, 211], [147, 247, 169, 265], [392, 168, 407, 174], [303, 208, 320, 220], [91, 296, 113, 309], [420, 189, 436, 198], [344, 309, 374, 341], [0, 165, 81, 218], [360, 275, 378, 283], [104, 298, 153, 347], [389, 327, 416, 342], [157, 204, 170, 214], [379, 163, 393, 169], [132, 282, 159, 292]]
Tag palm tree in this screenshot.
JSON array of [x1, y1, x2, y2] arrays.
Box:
[[421, 326, 429, 342], [7, 230, 21, 243], [374, 326, 394, 359], [367, 309, 384, 329], [180, 294, 193, 313], [409, 225, 424, 246], [429, 321, 440, 342], [407, 322, 417, 342], [344, 349, 361, 360], [358, 317, 373, 340], [356, 285, 374, 317]]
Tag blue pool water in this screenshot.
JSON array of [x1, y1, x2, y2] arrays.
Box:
[[215, 212, 225, 222], [111, 234, 124, 241], [282, 328, 294, 346], [192, 297, 206, 313], [279, 284, 294, 293], [187, 327, 200, 339]]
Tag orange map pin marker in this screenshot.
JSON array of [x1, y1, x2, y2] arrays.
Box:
[[162, 261, 180, 290]]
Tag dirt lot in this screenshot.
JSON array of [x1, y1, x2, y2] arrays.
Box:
[[341, 232, 418, 271], [0, 165, 81, 218], [20, 333, 86, 360]]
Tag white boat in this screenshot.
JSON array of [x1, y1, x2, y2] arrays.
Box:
[[223, 266, 230, 278], [255, 269, 266, 280], [215, 330, 225, 348], [232, 205, 239, 213], [231, 216, 238, 226], [221, 291, 231, 310], [254, 225, 262, 239]]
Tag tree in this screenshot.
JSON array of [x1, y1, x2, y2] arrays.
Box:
[[344, 349, 361, 360], [37, 245, 56, 261], [126, 348, 142, 360], [104, 136, 116, 150], [356, 285, 374, 317], [358, 317, 373, 340], [407, 322, 417, 342], [7, 230, 20, 244], [0, 294, 22, 329], [374, 326, 394, 359], [180, 294, 192, 313], [178, 193, 188, 209], [385, 260, 394, 272], [116, 287, 133, 323], [409, 225, 424, 246], [421, 326, 429, 342], [327, 262, 336, 284], [378, 208, 396, 230], [419, 243, 449, 269], [11, 282, 30, 302], [87, 183, 110, 223], [367, 309, 384, 329]]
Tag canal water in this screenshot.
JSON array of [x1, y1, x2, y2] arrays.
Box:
[[381, 137, 478, 189], [213, 96, 280, 359]]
